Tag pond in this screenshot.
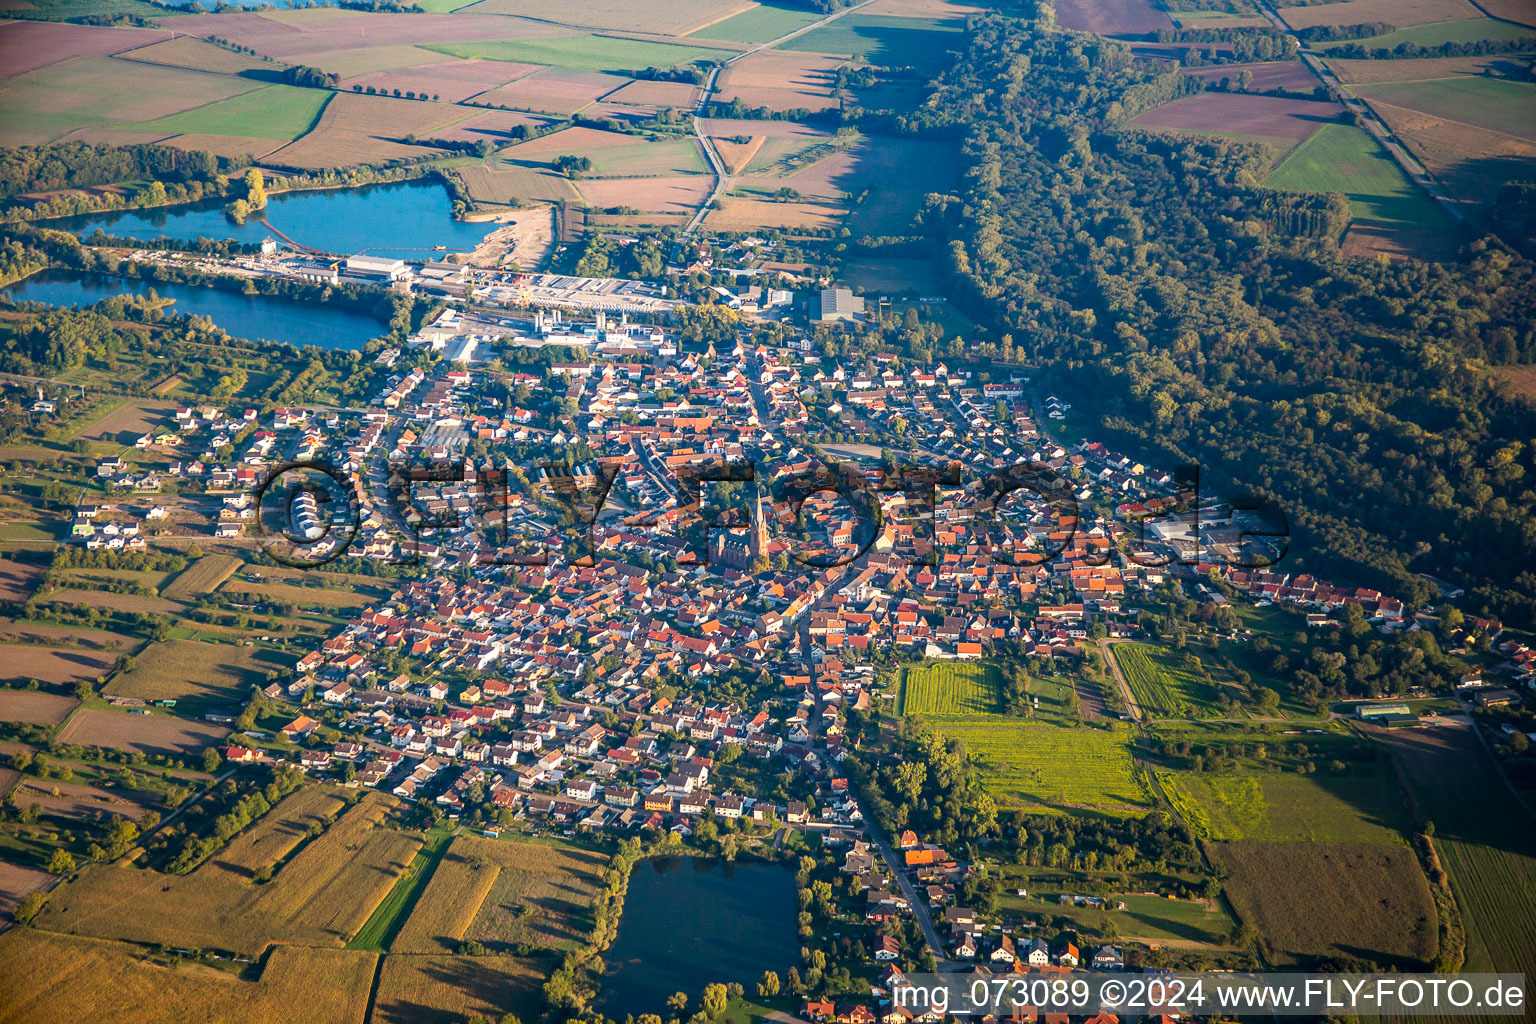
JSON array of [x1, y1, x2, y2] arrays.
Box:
[[2, 269, 388, 351], [597, 857, 799, 1018], [39, 178, 495, 257]]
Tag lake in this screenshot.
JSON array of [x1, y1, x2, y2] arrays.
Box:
[[41, 178, 494, 257], [2, 269, 388, 351], [597, 857, 799, 1018]]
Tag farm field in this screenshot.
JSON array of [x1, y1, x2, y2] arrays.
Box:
[[469, 68, 626, 115], [372, 953, 545, 1024], [0, 559, 44, 601], [220, 579, 380, 609], [55, 707, 229, 757], [0, 688, 80, 723], [1354, 77, 1536, 141], [38, 790, 420, 953], [0, 859, 52, 919], [578, 175, 713, 214], [1113, 642, 1226, 718], [103, 638, 287, 709], [0, 644, 115, 686], [1188, 60, 1318, 92], [161, 553, 244, 600], [467, 0, 753, 34], [264, 93, 468, 169], [1053, 0, 1171, 35], [927, 717, 1150, 816], [1159, 768, 1411, 844], [457, 164, 582, 205], [0, 930, 378, 1024], [1311, 16, 1533, 48], [423, 36, 736, 72], [715, 50, 845, 112], [691, 1, 822, 42], [1324, 54, 1527, 85], [779, 14, 964, 67], [1208, 840, 1438, 966], [9, 775, 161, 823], [900, 661, 1000, 715], [1278, 0, 1483, 30], [1263, 122, 1457, 258], [1130, 93, 1339, 157], [1366, 98, 1536, 222], [117, 35, 272, 76], [339, 58, 540, 104], [215, 786, 350, 876], [0, 20, 170, 81], [72, 398, 176, 443], [1376, 722, 1536, 976], [126, 85, 330, 144]]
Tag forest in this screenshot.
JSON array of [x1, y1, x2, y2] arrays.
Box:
[[926, 3, 1536, 625]]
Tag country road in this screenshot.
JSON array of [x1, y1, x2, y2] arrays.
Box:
[[678, 0, 882, 242]]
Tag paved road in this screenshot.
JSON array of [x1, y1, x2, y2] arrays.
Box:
[[1250, 0, 1463, 224], [852, 793, 956, 971]]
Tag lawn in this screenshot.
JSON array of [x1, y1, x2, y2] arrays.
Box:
[[126, 85, 331, 142], [1158, 768, 1411, 844], [900, 661, 1000, 715], [1263, 123, 1455, 241], [928, 717, 1151, 816], [779, 14, 965, 66], [1114, 642, 1226, 718], [692, 1, 822, 42], [423, 36, 735, 72]]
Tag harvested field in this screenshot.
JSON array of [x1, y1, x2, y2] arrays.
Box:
[[128, 85, 331, 143], [0, 645, 113, 686], [503, 124, 643, 155], [0, 55, 262, 146], [1325, 54, 1528, 85], [423, 108, 555, 145], [161, 553, 243, 601], [103, 638, 288, 708], [579, 138, 708, 177], [1132, 93, 1340, 151], [0, 620, 131, 651], [213, 787, 350, 876], [578, 175, 713, 214], [700, 117, 830, 139], [0, 930, 378, 1024], [341, 58, 541, 104], [265, 93, 467, 170], [56, 708, 229, 757], [1188, 60, 1318, 92], [470, 0, 753, 34], [0, 559, 44, 601], [1054, 0, 1172, 35], [458, 165, 581, 205], [292, 44, 461, 77], [220, 579, 377, 609], [692, 1, 822, 43], [715, 135, 766, 174], [466, 68, 627, 115], [1315, 17, 1536, 50], [394, 836, 605, 953], [604, 78, 701, 107], [116, 35, 271, 75], [0, 689, 79, 724], [0, 860, 51, 919], [372, 954, 544, 1024], [424, 36, 734, 73], [1276, 0, 1481, 29], [1477, 0, 1536, 25], [1159, 769, 1412, 844], [780, 14, 964, 68], [716, 50, 844, 112], [175, 10, 574, 60], [40, 590, 182, 614], [1207, 841, 1437, 966], [708, 197, 845, 229], [862, 0, 988, 17], [157, 133, 285, 161], [0, 20, 169, 80], [39, 790, 420, 953], [73, 398, 175, 443], [1369, 99, 1536, 220], [10, 777, 159, 823]]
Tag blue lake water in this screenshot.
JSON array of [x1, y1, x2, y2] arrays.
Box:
[[2, 269, 388, 351], [597, 857, 799, 1018], [41, 178, 494, 257]]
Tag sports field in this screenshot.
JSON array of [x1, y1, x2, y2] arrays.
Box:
[[928, 717, 1151, 816], [1263, 123, 1455, 254], [901, 661, 1000, 715], [1158, 769, 1411, 844]]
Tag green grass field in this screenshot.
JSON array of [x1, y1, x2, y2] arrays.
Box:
[[901, 661, 1000, 715], [998, 888, 1235, 944], [1263, 123, 1453, 247], [1315, 18, 1535, 51], [1355, 77, 1536, 140], [1158, 769, 1411, 844], [779, 15, 965, 66], [423, 36, 734, 72], [580, 138, 709, 177], [928, 717, 1151, 816], [126, 85, 332, 142], [691, 1, 822, 42], [103, 638, 288, 710], [1115, 642, 1225, 718]]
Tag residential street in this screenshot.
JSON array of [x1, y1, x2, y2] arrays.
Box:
[[852, 793, 956, 972]]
